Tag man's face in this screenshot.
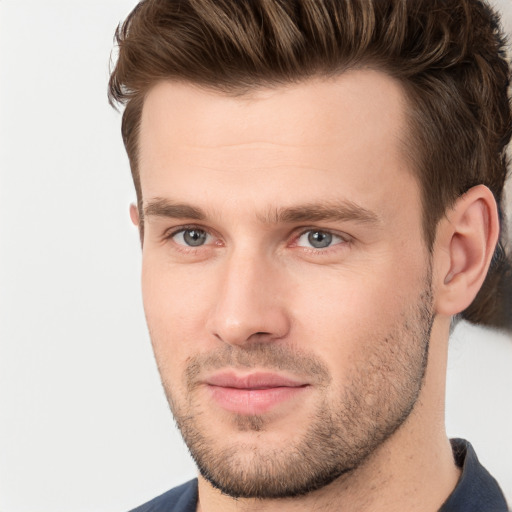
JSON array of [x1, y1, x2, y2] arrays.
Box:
[[137, 71, 434, 498]]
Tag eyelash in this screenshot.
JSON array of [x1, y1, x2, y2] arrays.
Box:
[[162, 225, 351, 254], [162, 225, 218, 253], [291, 228, 351, 254]]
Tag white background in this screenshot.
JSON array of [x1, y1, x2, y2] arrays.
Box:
[[0, 2, 511, 511]]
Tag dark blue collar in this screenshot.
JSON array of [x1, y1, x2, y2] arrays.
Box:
[[439, 438, 508, 511]]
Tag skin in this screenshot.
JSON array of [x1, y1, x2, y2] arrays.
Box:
[[132, 70, 499, 511]]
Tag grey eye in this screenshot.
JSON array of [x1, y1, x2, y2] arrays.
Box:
[[296, 230, 345, 249], [307, 231, 333, 248], [174, 229, 209, 246]]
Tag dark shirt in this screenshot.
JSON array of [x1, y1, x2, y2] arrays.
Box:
[[129, 439, 508, 512], [439, 439, 508, 512]]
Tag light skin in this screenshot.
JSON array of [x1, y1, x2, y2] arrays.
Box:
[[131, 70, 499, 512]]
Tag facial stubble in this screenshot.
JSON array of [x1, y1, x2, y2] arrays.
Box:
[[156, 281, 434, 499]]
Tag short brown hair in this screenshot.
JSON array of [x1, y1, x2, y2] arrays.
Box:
[[109, 0, 512, 328]]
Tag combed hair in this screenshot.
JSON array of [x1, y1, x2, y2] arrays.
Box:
[[109, 0, 512, 329]]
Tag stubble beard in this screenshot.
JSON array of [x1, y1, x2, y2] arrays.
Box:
[[157, 282, 434, 499]]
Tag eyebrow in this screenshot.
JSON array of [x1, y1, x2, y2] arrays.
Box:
[[143, 197, 380, 225], [267, 201, 380, 225], [144, 198, 206, 221]]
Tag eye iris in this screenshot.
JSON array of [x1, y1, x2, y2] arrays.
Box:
[[308, 231, 332, 248], [183, 229, 207, 246]]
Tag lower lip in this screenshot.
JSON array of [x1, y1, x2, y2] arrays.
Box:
[[207, 385, 308, 415]]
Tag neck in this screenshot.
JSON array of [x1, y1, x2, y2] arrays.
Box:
[[196, 318, 460, 512]]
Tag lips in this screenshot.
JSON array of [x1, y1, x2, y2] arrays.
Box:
[[204, 372, 309, 415], [206, 372, 306, 389]]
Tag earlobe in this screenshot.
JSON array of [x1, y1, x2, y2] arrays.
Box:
[[434, 185, 499, 316]]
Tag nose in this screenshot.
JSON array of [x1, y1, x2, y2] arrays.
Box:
[[207, 251, 291, 347]]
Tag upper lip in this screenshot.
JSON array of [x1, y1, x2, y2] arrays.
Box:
[[205, 372, 308, 389]]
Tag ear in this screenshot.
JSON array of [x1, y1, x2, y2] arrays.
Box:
[[129, 203, 140, 226], [129, 203, 144, 247], [433, 185, 500, 316]]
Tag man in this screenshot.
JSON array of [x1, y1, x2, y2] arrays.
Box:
[[109, 0, 511, 510]]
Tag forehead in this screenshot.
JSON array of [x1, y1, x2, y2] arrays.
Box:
[[138, 70, 416, 217], [139, 70, 408, 154]]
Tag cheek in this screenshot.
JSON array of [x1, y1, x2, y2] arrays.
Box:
[[141, 258, 213, 368], [288, 260, 420, 368]]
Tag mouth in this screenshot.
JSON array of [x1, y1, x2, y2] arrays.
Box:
[[204, 372, 310, 415]]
